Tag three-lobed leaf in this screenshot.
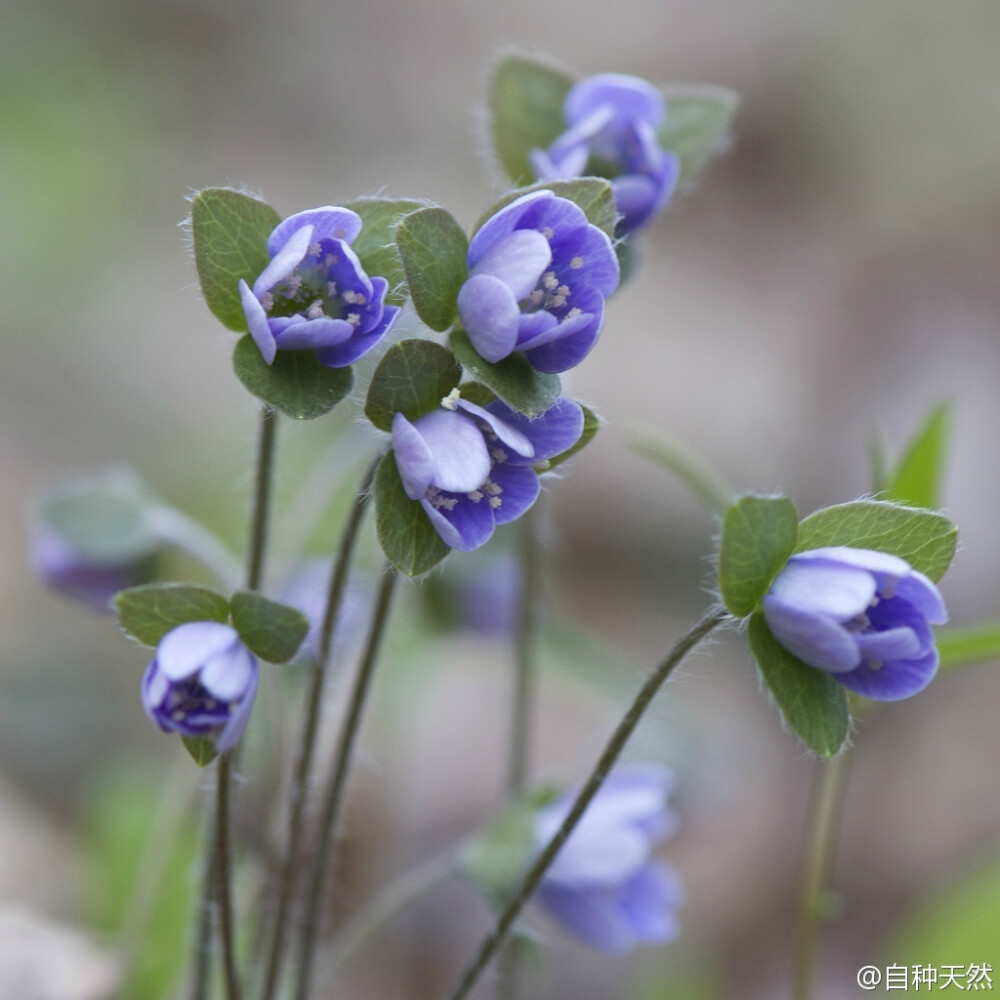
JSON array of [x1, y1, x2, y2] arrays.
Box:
[[344, 197, 426, 307], [373, 453, 450, 578], [748, 612, 850, 757], [795, 501, 957, 582], [116, 583, 230, 647], [190, 188, 280, 332], [489, 55, 573, 186], [230, 591, 308, 664], [232, 334, 353, 421], [396, 207, 469, 332], [449, 329, 560, 418], [718, 495, 799, 617], [657, 85, 740, 186], [365, 340, 462, 432]]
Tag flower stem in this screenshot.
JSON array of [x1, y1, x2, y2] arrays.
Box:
[[498, 508, 541, 1000], [257, 455, 379, 1000], [145, 504, 243, 592], [294, 565, 400, 1000], [216, 754, 242, 1000], [792, 746, 855, 1000], [444, 607, 729, 1000], [324, 852, 458, 975]]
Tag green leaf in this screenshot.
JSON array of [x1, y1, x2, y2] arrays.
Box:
[[795, 501, 957, 582], [365, 340, 462, 432], [232, 334, 353, 420], [39, 469, 159, 564], [748, 612, 850, 757], [373, 453, 450, 577], [180, 735, 218, 768], [457, 381, 498, 407], [885, 402, 951, 510], [938, 623, 1000, 675], [542, 403, 601, 471], [190, 188, 280, 332], [656, 85, 740, 185], [230, 591, 309, 664], [344, 197, 426, 307], [449, 328, 560, 418], [718, 495, 799, 617], [115, 583, 230, 647], [489, 55, 574, 186], [474, 177, 618, 240], [396, 207, 469, 332]]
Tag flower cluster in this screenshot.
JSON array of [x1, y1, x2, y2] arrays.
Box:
[[457, 190, 619, 373], [240, 207, 399, 366], [533, 764, 683, 953], [532, 74, 680, 235], [142, 622, 258, 752], [763, 547, 947, 701], [392, 391, 584, 551]]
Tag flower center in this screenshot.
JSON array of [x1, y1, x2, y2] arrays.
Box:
[[263, 238, 366, 326]]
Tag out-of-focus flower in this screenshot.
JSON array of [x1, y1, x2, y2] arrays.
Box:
[[533, 764, 683, 954], [531, 74, 680, 235], [456, 190, 618, 373], [762, 546, 948, 701], [392, 391, 584, 551], [141, 622, 258, 751], [30, 469, 161, 611], [239, 207, 399, 366]]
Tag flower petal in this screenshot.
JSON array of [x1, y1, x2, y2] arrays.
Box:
[[521, 308, 603, 373], [535, 882, 633, 954], [471, 229, 552, 301], [267, 207, 361, 256], [457, 274, 521, 364], [487, 398, 585, 466], [141, 661, 172, 730], [455, 399, 534, 458], [767, 560, 877, 620], [412, 409, 491, 493], [274, 318, 355, 351], [157, 622, 240, 682], [761, 597, 862, 673], [391, 413, 435, 500], [562, 226, 619, 298], [565, 73, 665, 128], [317, 305, 400, 368], [421, 493, 495, 551], [468, 190, 555, 268], [488, 465, 540, 525], [618, 863, 683, 944], [216, 663, 259, 752], [200, 644, 255, 700], [895, 570, 948, 625], [253, 225, 313, 296], [835, 648, 939, 702], [240, 280, 277, 365]]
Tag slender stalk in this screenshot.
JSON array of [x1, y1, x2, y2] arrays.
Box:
[[792, 746, 855, 1000], [257, 456, 379, 1000], [192, 405, 278, 1000], [145, 504, 243, 592], [498, 509, 541, 1000], [189, 804, 216, 1000], [324, 852, 457, 975], [444, 608, 729, 1000], [294, 566, 400, 1000]]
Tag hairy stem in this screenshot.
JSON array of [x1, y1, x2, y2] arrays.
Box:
[[792, 746, 855, 1000], [258, 456, 379, 1000], [294, 566, 400, 1000], [444, 608, 728, 1000]]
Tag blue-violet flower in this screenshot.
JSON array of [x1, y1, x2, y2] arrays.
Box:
[[762, 546, 948, 701], [533, 764, 683, 954], [531, 73, 680, 235], [456, 190, 619, 373], [142, 621, 258, 751], [239, 207, 399, 366], [392, 391, 585, 551]]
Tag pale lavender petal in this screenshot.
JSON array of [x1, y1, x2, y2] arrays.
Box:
[[421, 494, 495, 551], [766, 561, 876, 621], [267, 207, 361, 255], [141, 662, 172, 730], [855, 627, 922, 662], [612, 174, 660, 231], [274, 318, 355, 351], [468, 190, 555, 267], [762, 597, 862, 673], [516, 310, 594, 353], [544, 820, 649, 887], [548, 105, 615, 161], [253, 225, 313, 296], [412, 410, 491, 493], [216, 664, 259, 752], [522, 310, 602, 373], [157, 622, 240, 681], [200, 644, 254, 699], [454, 399, 534, 458], [536, 882, 633, 954], [565, 227, 619, 297], [458, 274, 521, 363], [791, 547, 911, 579], [895, 571, 948, 624], [565, 73, 665, 127], [835, 648, 939, 702], [391, 413, 435, 499], [240, 280, 277, 364], [618, 864, 683, 943], [317, 305, 400, 367], [489, 465, 540, 525], [471, 230, 551, 300]]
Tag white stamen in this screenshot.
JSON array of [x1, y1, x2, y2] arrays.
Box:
[[492, 448, 508, 463], [467, 490, 483, 503], [327, 281, 339, 296], [284, 275, 302, 297], [542, 272, 559, 291], [867, 658, 883, 672], [172, 710, 186, 721], [540, 227, 554, 239], [528, 289, 545, 306], [308, 242, 323, 257], [569, 256, 584, 269], [484, 481, 502, 497], [441, 387, 462, 410], [259, 292, 274, 312], [489, 496, 503, 510], [566, 307, 582, 320], [306, 299, 326, 319], [347, 312, 361, 327]]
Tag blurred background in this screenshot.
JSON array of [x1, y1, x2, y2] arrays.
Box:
[[2, 0, 999, 997]]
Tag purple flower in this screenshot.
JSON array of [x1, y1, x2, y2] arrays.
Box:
[[531, 74, 680, 235], [141, 622, 258, 751], [239, 207, 400, 367], [533, 764, 683, 954], [391, 392, 585, 551], [762, 547, 948, 701], [456, 190, 619, 373]]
